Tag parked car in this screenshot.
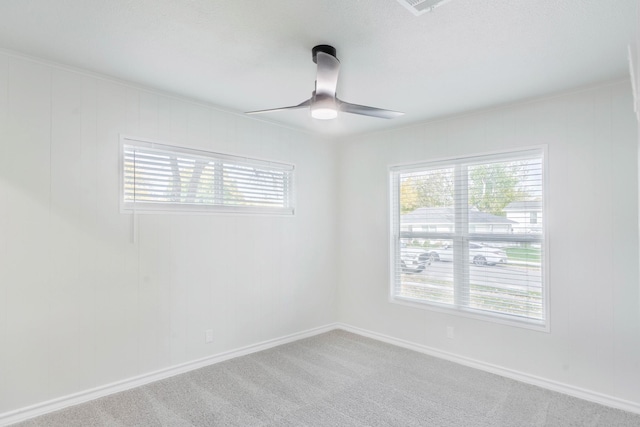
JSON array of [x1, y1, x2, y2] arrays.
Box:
[[428, 243, 508, 266], [400, 246, 432, 273]]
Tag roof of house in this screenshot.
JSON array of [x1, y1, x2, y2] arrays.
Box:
[[402, 207, 515, 225], [504, 200, 543, 212]]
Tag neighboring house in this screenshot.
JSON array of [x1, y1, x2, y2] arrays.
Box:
[[401, 207, 516, 234], [504, 200, 543, 234]]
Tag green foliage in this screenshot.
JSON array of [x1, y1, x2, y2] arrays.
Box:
[[400, 169, 453, 213], [468, 163, 525, 216], [400, 162, 527, 216], [400, 179, 420, 214]]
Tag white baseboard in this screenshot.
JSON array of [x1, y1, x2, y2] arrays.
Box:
[[336, 323, 640, 415], [0, 323, 339, 426], [3, 321, 639, 425]]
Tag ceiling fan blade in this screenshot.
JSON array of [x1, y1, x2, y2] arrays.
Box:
[[315, 51, 340, 96], [245, 98, 311, 115], [338, 100, 404, 119]]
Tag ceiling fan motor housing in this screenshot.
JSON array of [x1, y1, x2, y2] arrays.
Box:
[[312, 45, 337, 63]]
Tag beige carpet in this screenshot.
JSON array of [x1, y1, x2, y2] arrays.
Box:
[[14, 330, 640, 426]]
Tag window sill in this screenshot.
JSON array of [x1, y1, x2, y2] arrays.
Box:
[[389, 295, 549, 333]]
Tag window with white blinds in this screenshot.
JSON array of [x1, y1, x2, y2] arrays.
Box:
[[121, 136, 295, 215], [390, 148, 547, 328]]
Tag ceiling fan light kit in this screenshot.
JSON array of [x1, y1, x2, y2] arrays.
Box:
[[246, 45, 403, 121], [311, 104, 338, 120]]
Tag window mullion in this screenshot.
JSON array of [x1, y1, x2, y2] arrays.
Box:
[[453, 164, 469, 308], [214, 161, 224, 205]]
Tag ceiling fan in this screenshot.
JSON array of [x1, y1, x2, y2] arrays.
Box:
[[246, 45, 404, 120]]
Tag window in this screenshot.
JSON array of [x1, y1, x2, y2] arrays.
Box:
[[390, 148, 547, 328], [121, 136, 295, 215]]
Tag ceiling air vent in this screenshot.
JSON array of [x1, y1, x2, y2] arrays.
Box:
[[396, 0, 453, 16]]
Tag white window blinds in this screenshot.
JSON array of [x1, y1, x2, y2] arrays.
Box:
[[121, 137, 295, 215], [390, 148, 546, 328]]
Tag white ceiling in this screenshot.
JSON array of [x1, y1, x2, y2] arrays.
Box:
[[0, 0, 636, 136]]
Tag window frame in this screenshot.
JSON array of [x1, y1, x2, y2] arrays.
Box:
[[388, 146, 549, 331], [119, 135, 296, 216]]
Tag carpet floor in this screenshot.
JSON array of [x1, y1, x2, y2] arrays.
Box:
[[14, 330, 640, 426]]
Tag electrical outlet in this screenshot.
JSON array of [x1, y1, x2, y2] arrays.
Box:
[[205, 329, 214, 344], [446, 326, 455, 339]]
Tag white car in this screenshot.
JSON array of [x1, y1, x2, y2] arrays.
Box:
[[400, 246, 432, 273], [428, 243, 508, 266]]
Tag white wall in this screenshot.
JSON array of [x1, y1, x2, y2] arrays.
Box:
[[337, 81, 640, 405], [0, 52, 338, 413], [2, 47, 640, 417]]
